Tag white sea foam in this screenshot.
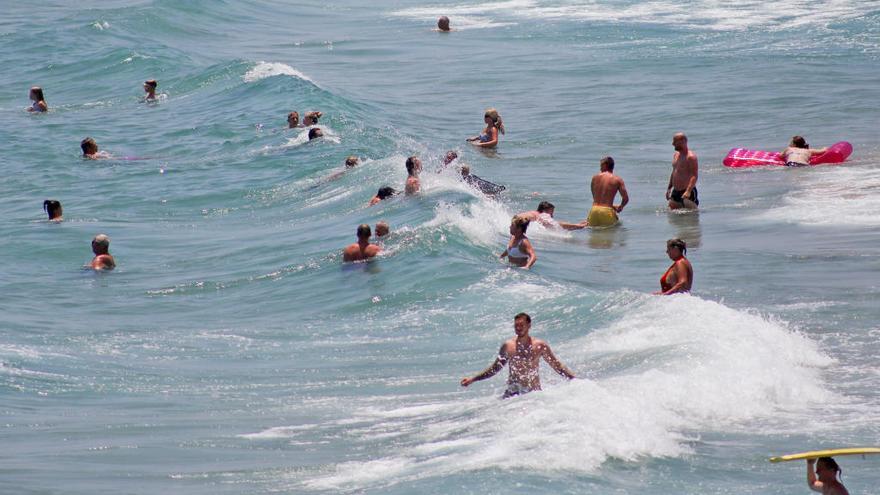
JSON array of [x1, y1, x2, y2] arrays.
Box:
[[303, 295, 832, 491], [243, 61, 316, 84]]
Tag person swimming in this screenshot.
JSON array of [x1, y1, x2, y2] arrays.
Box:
[[342, 224, 382, 262], [655, 238, 693, 295], [405, 156, 421, 195], [369, 186, 397, 206], [345, 156, 359, 168], [308, 128, 323, 140], [437, 16, 451, 32], [43, 200, 63, 222], [287, 111, 301, 128], [143, 79, 158, 101], [500, 216, 536, 269], [781, 135, 828, 167], [375, 221, 390, 238], [81, 137, 109, 159], [27, 86, 48, 112], [518, 201, 587, 230], [303, 111, 322, 126], [467, 108, 504, 148], [807, 457, 849, 495], [89, 234, 116, 271]]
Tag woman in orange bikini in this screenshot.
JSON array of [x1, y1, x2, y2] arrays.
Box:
[[655, 238, 692, 295]]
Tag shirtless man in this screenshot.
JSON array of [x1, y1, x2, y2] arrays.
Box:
[[90, 234, 116, 271], [405, 156, 421, 195], [587, 156, 628, 227], [519, 201, 587, 230], [461, 312, 576, 398], [666, 132, 699, 210], [342, 224, 381, 262]]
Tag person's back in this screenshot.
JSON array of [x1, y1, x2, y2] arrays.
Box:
[[591, 172, 623, 206], [90, 234, 116, 271], [405, 156, 421, 195], [343, 224, 381, 262], [587, 156, 628, 227]]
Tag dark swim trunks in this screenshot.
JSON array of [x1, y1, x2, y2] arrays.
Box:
[[670, 187, 699, 206], [785, 161, 809, 167]]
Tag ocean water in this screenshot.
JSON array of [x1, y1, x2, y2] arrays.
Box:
[[2, 1, 879, 493]]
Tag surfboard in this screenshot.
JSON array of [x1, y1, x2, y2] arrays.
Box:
[[723, 141, 852, 168], [769, 447, 880, 463]]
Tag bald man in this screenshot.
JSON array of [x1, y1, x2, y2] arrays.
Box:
[[666, 132, 699, 210]]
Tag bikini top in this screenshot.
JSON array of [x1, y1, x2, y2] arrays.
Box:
[[508, 236, 529, 259], [660, 263, 675, 292]]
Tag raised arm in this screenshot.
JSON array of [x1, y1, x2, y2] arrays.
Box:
[[461, 345, 508, 387], [540, 342, 575, 379], [806, 459, 823, 492]]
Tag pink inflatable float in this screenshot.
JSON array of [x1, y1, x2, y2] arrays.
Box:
[[723, 141, 852, 168]]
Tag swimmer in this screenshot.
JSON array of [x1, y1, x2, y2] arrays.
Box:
[[303, 111, 322, 126], [500, 216, 536, 269], [666, 132, 699, 209], [143, 79, 158, 101], [519, 201, 588, 230], [587, 156, 628, 227], [89, 234, 116, 271], [345, 156, 359, 168], [81, 137, 109, 159], [437, 16, 451, 32], [654, 238, 693, 295], [461, 312, 575, 398], [369, 186, 397, 206], [807, 457, 849, 495], [781, 135, 828, 167], [27, 86, 48, 112], [437, 150, 459, 171], [375, 221, 390, 238], [342, 224, 382, 262], [287, 111, 301, 128], [459, 165, 506, 195], [405, 156, 421, 195], [308, 128, 323, 140], [43, 200, 63, 222], [467, 108, 504, 148]]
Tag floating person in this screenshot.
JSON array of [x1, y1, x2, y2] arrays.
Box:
[[781, 135, 828, 167], [287, 111, 301, 128], [405, 156, 422, 195], [342, 224, 382, 262], [666, 132, 699, 209], [460, 312, 576, 398], [587, 156, 628, 227], [369, 186, 397, 206], [467, 108, 504, 148], [654, 238, 693, 295], [89, 234, 116, 271], [459, 165, 506, 195], [807, 458, 849, 495], [303, 111, 322, 126], [437, 16, 451, 32], [143, 79, 158, 101], [518, 201, 587, 230], [375, 221, 390, 238], [27, 86, 48, 112], [43, 200, 63, 222], [308, 128, 323, 140], [81, 137, 110, 159], [500, 216, 536, 269]]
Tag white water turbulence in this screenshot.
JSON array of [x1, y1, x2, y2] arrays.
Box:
[[243, 61, 316, 84]]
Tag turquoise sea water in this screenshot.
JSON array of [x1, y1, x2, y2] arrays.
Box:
[[2, 1, 880, 493]]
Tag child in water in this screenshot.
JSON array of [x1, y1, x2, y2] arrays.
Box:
[[28, 86, 48, 112], [807, 457, 849, 495], [500, 216, 536, 269]]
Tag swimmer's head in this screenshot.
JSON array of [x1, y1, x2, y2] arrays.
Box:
[[304, 111, 322, 125], [405, 156, 421, 176], [375, 221, 390, 238], [510, 215, 530, 235], [484, 108, 505, 134], [537, 201, 555, 215], [672, 132, 688, 150], [144, 79, 157, 91], [459, 165, 471, 176], [600, 156, 615, 171], [308, 128, 323, 140], [287, 111, 300, 127], [443, 150, 458, 165], [377, 186, 396, 200], [345, 156, 359, 168], [30, 86, 45, 102], [514, 312, 532, 336], [81, 137, 98, 156], [790, 135, 808, 149], [667, 238, 687, 256], [92, 234, 110, 254], [816, 457, 842, 482], [438, 16, 451, 31], [356, 223, 372, 240], [43, 199, 62, 220]]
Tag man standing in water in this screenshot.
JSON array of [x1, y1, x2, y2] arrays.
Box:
[[342, 224, 382, 262], [666, 132, 699, 209], [460, 313, 576, 398], [587, 156, 628, 227]]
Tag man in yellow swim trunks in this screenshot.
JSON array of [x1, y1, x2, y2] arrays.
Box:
[[587, 156, 628, 227]]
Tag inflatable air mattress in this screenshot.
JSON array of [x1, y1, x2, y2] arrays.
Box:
[[723, 141, 852, 168]]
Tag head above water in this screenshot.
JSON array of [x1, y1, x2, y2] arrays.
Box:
[[375, 221, 390, 237], [92, 234, 110, 254], [287, 111, 300, 127], [600, 156, 615, 171], [790, 135, 808, 149], [30, 86, 45, 102], [81, 137, 98, 155], [443, 150, 458, 165], [537, 201, 555, 214], [437, 16, 450, 31], [377, 186, 396, 200], [816, 457, 842, 482], [345, 156, 359, 168], [304, 111, 322, 125], [356, 224, 372, 240], [43, 200, 62, 220], [144, 79, 157, 90], [405, 156, 421, 175], [511, 215, 530, 234], [484, 108, 505, 134], [459, 165, 471, 176], [667, 238, 687, 256], [308, 128, 323, 140]]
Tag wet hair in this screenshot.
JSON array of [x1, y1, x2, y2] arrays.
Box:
[[308, 128, 323, 140], [356, 224, 371, 238], [667, 238, 687, 255], [305, 111, 322, 124], [405, 156, 420, 175], [512, 215, 530, 234], [817, 457, 843, 481], [144, 79, 157, 89], [600, 156, 615, 171], [43, 200, 62, 219], [375, 221, 390, 237], [459, 165, 471, 175], [377, 186, 396, 200], [288, 111, 299, 122], [444, 150, 458, 164], [92, 234, 110, 250], [514, 312, 531, 323], [30, 86, 45, 102], [438, 16, 451, 31], [790, 135, 808, 149], [537, 201, 555, 213], [345, 156, 359, 168], [484, 108, 505, 134], [81, 137, 98, 155]]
